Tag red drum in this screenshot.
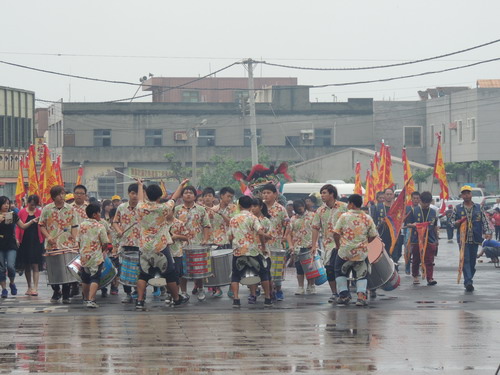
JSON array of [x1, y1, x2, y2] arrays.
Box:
[[367, 237, 399, 291], [182, 245, 211, 279]]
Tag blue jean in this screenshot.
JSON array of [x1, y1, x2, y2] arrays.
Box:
[[0, 249, 17, 282], [463, 244, 479, 286]]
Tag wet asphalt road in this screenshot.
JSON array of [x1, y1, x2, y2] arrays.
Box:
[[1, 231, 499, 374]]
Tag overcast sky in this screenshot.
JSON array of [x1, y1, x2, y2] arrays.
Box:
[[2, 0, 500, 106]]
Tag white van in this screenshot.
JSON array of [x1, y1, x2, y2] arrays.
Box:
[[282, 183, 362, 202]]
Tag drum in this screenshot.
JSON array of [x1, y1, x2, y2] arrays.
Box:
[[119, 251, 140, 286], [45, 249, 79, 285], [381, 270, 400, 291], [270, 249, 286, 282], [298, 251, 327, 286], [182, 245, 211, 279], [367, 237, 399, 290], [66, 255, 117, 288], [205, 249, 233, 287], [239, 268, 261, 286], [100, 257, 118, 288]]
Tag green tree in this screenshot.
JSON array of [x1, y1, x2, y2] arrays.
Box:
[[412, 168, 433, 190], [164, 153, 191, 183], [469, 160, 499, 182]]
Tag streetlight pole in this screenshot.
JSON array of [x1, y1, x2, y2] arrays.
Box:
[[191, 119, 207, 186], [244, 58, 259, 165]]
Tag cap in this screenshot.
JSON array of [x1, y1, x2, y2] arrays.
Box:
[[460, 185, 472, 193], [65, 193, 74, 201], [286, 200, 293, 206], [111, 195, 121, 201], [448, 205, 453, 209]]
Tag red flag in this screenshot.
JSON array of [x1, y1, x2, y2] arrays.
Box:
[[382, 145, 394, 190], [384, 180, 410, 255], [372, 152, 380, 193], [54, 155, 64, 186], [76, 164, 84, 186], [433, 132, 449, 200], [378, 143, 386, 192], [353, 161, 362, 195], [15, 157, 26, 208]]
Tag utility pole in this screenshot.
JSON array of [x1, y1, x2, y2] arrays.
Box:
[[244, 58, 259, 165]]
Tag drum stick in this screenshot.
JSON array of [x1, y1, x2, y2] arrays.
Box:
[[113, 169, 136, 180], [120, 222, 137, 236]]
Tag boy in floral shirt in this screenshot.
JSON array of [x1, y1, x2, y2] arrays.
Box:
[[174, 186, 211, 301], [166, 210, 189, 281], [333, 194, 378, 307], [261, 184, 288, 301], [229, 196, 272, 308], [285, 200, 315, 295], [78, 203, 110, 309], [135, 179, 189, 310]]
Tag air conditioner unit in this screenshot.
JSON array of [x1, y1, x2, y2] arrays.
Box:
[[300, 129, 315, 140], [174, 132, 188, 141]]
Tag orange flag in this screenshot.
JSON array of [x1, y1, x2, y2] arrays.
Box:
[[54, 155, 64, 186], [160, 180, 168, 198], [378, 142, 386, 192], [27, 145, 39, 196], [353, 161, 362, 195], [372, 153, 380, 194], [76, 164, 84, 186], [41, 145, 59, 204], [363, 169, 373, 206], [382, 145, 394, 190], [433, 132, 449, 200], [15, 156, 26, 208], [402, 147, 416, 205]]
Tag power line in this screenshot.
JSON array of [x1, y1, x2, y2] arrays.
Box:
[[0, 60, 141, 86], [261, 38, 500, 71]]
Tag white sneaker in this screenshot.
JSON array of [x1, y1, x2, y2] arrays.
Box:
[[307, 285, 317, 295], [197, 288, 206, 301], [86, 300, 98, 308], [294, 288, 305, 295]]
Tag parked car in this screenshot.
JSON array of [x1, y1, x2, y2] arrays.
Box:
[[481, 195, 500, 211]]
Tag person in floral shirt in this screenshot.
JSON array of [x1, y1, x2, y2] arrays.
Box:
[[261, 184, 288, 301], [134, 179, 189, 310], [310, 184, 348, 303], [229, 196, 272, 308], [174, 186, 211, 301], [285, 200, 315, 295], [113, 183, 142, 302], [208, 187, 237, 248], [71, 184, 88, 225], [39, 185, 79, 304], [78, 203, 110, 309], [333, 194, 378, 306], [166, 210, 189, 281]]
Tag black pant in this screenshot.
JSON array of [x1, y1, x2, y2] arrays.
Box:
[[447, 224, 454, 240], [51, 284, 71, 299], [495, 226, 500, 241]]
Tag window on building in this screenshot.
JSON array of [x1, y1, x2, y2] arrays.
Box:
[[94, 129, 111, 147], [457, 120, 463, 143], [469, 118, 476, 141], [13, 118, 19, 148], [145, 129, 163, 146], [285, 136, 300, 147], [6, 117, 12, 148], [181, 91, 200, 103], [64, 128, 75, 147], [98, 177, 116, 199], [430, 125, 434, 146], [314, 128, 332, 146], [198, 129, 215, 146], [0, 116, 4, 147], [244, 129, 261, 146], [404, 126, 422, 147]]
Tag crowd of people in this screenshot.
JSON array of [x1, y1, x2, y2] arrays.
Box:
[[0, 180, 494, 309]]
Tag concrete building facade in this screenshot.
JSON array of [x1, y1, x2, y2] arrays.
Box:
[[0, 86, 35, 198]]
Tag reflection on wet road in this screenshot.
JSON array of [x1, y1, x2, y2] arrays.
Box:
[[0, 309, 498, 374]]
